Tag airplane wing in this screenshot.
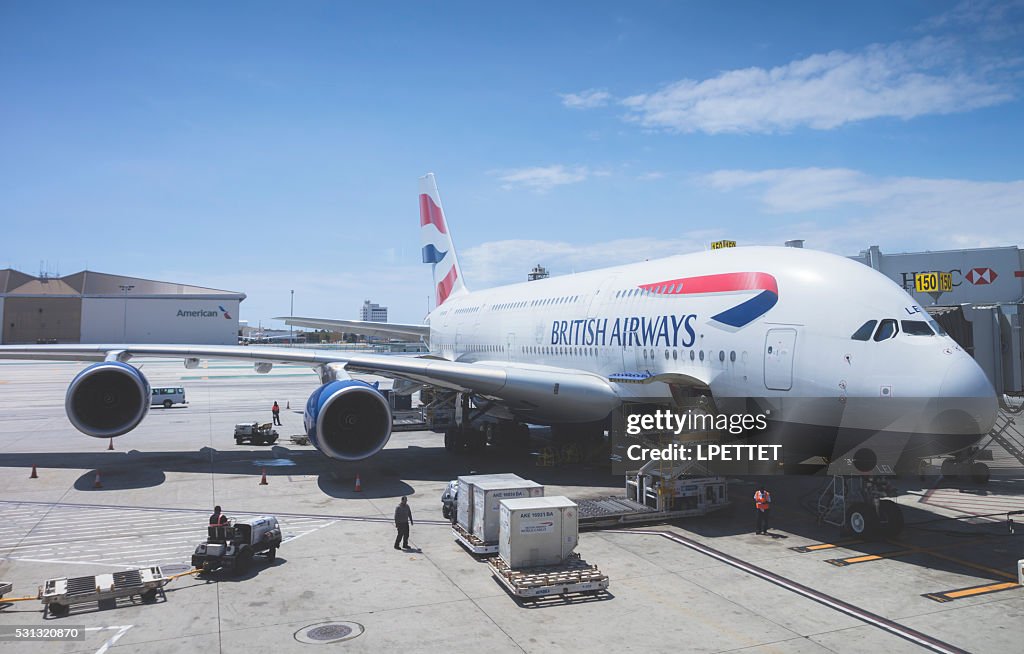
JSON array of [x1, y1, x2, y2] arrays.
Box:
[[275, 316, 429, 341], [0, 343, 619, 417]]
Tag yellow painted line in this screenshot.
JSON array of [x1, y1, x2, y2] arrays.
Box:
[[806, 541, 860, 551], [845, 554, 883, 563], [790, 539, 863, 553], [944, 582, 1019, 599], [889, 539, 1019, 581]]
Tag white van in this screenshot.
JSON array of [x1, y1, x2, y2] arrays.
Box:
[[151, 387, 187, 408]]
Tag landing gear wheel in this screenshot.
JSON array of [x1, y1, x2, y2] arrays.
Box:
[[941, 459, 959, 479], [466, 429, 485, 453], [971, 462, 990, 485], [444, 427, 461, 452], [877, 500, 904, 538], [845, 502, 879, 538]]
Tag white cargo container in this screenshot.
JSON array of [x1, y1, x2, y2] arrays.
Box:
[[471, 477, 544, 543], [455, 473, 523, 533], [499, 496, 579, 569]]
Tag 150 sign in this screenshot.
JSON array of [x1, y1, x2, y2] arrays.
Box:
[[914, 271, 952, 294]]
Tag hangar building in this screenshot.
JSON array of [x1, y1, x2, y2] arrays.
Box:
[[0, 269, 244, 345]]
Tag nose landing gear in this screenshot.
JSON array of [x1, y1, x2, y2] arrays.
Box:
[[818, 475, 904, 539]]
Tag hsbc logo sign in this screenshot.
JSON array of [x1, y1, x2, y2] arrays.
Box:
[[964, 267, 998, 285], [899, 267, 1003, 292]]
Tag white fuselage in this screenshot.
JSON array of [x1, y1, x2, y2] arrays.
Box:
[[424, 246, 996, 459]]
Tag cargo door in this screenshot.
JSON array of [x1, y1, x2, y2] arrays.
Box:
[[764, 328, 797, 391]]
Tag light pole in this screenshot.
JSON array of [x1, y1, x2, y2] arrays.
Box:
[[118, 284, 135, 342], [290, 289, 294, 347]]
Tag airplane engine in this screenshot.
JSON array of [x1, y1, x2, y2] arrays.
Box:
[[304, 380, 392, 461], [65, 361, 151, 438]]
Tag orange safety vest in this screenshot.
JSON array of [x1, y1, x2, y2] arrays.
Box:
[[754, 490, 771, 511]]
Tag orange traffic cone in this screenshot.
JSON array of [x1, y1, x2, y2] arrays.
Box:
[[93, 471, 103, 489], [354, 473, 362, 492], [107, 438, 114, 451], [30, 465, 38, 479], [259, 467, 268, 485]]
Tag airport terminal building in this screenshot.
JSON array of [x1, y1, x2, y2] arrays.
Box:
[[0, 269, 244, 345]]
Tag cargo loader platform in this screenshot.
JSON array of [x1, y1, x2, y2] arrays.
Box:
[[577, 473, 731, 528], [452, 522, 498, 555], [488, 553, 609, 600]]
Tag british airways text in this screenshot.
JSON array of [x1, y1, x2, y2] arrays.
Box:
[[550, 314, 698, 347]]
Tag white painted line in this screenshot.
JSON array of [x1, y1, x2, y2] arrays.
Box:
[[2, 556, 131, 568], [95, 625, 133, 654]]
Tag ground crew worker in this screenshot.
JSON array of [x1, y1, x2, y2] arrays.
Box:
[[272, 401, 282, 426], [209, 505, 229, 526], [754, 486, 771, 534], [394, 496, 414, 549]]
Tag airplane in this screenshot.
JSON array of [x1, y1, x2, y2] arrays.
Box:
[[0, 173, 998, 534]]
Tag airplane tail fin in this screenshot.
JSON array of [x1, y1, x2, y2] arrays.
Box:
[[419, 173, 467, 307]]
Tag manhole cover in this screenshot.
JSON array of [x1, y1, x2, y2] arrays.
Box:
[[295, 622, 364, 644]]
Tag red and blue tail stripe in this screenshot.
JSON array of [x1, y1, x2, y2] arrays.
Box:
[[639, 272, 778, 328]]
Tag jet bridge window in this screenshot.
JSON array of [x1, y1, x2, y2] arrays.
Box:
[[873, 319, 898, 341], [901, 320, 935, 336], [851, 320, 877, 341]]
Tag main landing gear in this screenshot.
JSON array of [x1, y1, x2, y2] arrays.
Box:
[[443, 393, 529, 454]]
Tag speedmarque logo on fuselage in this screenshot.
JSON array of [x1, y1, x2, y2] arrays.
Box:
[[549, 271, 778, 347]]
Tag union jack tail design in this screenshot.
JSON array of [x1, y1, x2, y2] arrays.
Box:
[[419, 173, 467, 307]]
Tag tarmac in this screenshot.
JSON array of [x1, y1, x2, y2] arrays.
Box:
[[0, 359, 1022, 653]]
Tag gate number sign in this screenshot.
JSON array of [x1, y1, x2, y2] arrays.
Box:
[[914, 271, 952, 293]]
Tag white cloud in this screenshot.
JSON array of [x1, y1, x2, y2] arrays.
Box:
[[620, 38, 1014, 134], [495, 165, 602, 192], [559, 89, 612, 109], [699, 167, 1024, 251]]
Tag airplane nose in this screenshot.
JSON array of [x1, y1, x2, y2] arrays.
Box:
[[938, 354, 998, 433]]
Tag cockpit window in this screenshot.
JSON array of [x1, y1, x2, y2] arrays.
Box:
[[928, 318, 947, 336], [873, 319, 898, 341], [851, 320, 877, 341], [901, 320, 934, 336]]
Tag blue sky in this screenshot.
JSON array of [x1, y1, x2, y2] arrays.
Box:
[[2, 1, 1022, 324]]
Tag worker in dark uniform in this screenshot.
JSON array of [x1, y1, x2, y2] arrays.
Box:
[[754, 485, 771, 534], [272, 401, 282, 426], [394, 496, 414, 550], [209, 505, 229, 526]]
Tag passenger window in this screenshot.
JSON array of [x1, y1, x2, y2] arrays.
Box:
[[873, 319, 898, 341], [901, 320, 934, 336], [851, 320, 877, 341]]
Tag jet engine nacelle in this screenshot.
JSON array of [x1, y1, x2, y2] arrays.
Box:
[[304, 380, 392, 461], [65, 361, 151, 438]]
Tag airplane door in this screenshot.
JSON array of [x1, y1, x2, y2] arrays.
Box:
[[506, 332, 515, 361], [764, 328, 797, 391]]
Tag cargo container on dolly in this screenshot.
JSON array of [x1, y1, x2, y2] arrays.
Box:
[[489, 496, 608, 601]]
